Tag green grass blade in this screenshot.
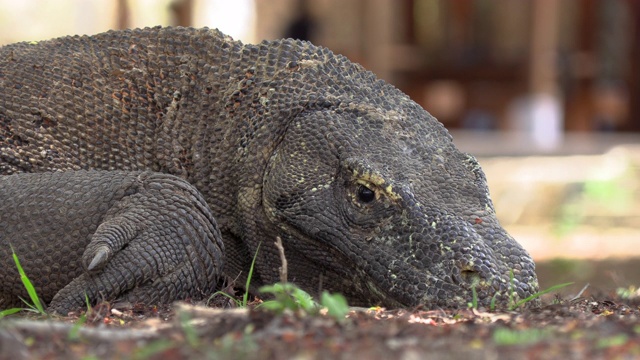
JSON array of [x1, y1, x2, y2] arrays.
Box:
[[68, 314, 87, 341], [11, 246, 45, 314], [84, 292, 92, 312], [0, 308, 23, 319], [469, 286, 478, 309], [490, 293, 498, 312], [243, 242, 261, 307], [510, 282, 574, 310], [179, 311, 200, 348], [508, 270, 515, 308], [19, 297, 39, 310]]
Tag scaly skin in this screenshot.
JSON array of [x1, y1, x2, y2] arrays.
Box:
[[0, 26, 539, 313], [0, 171, 223, 313]]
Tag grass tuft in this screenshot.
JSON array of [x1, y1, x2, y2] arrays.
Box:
[[0, 247, 47, 318], [509, 282, 574, 310], [209, 242, 261, 308]]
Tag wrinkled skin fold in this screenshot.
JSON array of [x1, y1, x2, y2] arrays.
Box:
[[261, 107, 538, 308], [0, 26, 539, 312]]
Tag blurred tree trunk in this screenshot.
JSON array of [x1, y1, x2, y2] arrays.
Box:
[[116, 0, 130, 30], [170, 0, 193, 27], [529, 0, 559, 96], [629, 0, 640, 131], [565, 0, 596, 131]]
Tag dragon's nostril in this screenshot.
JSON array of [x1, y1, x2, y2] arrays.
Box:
[[451, 267, 482, 287], [460, 269, 481, 286]]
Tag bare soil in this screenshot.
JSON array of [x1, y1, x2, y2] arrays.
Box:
[[2, 285, 640, 360]]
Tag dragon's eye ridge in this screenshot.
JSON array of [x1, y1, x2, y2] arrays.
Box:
[[356, 184, 376, 203]]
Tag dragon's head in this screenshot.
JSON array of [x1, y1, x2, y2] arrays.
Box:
[[239, 40, 538, 309]]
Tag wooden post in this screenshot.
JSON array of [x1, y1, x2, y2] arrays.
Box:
[[170, 0, 193, 27], [628, 0, 640, 131], [362, 0, 396, 83], [526, 0, 562, 148], [529, 0, 560, 95], [116, 0, 130, 30]]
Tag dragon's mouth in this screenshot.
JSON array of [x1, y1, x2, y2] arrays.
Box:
[[270, 207, 537, 309]]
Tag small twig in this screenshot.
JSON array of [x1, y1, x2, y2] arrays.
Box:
[[570, 283, 590, 302], [274, 237, 288, 283]]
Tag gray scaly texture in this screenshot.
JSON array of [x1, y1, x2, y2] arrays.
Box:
[[0, 26, 539, 314]]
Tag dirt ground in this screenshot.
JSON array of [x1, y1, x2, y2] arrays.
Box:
[[2, 284, 640, 360], [3, 148, 640, 359], [3, 146, 640, 359]]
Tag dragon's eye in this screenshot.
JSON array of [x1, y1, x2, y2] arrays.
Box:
[[356, 184, 376, 203]]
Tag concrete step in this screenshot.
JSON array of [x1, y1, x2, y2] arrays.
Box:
[[449, 131, 640, 261]]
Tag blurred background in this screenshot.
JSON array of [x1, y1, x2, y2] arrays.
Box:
[[2, 0, 640, 297]]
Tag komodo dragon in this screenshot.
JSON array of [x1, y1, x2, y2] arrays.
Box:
[[0, 27, 539, 314]]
